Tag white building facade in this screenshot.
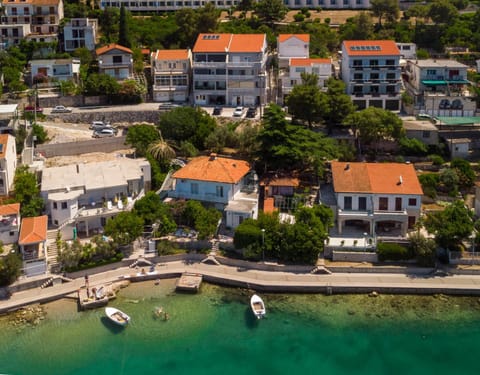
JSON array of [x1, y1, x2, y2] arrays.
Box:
[[192, 33, 268, 107], [63, 18, 97, 52], [341, 40, 402, 111], [403, 59, 475, 117], [96, 44, 134, 81], [0, 134, 17, 196], [277, 34, 310, 69], [151, 49, 191, 103]]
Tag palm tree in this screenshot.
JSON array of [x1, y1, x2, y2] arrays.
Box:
[[147, 131, 176, 163]]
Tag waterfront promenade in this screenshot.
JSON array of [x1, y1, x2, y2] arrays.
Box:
[[2, 260, 480, 314]]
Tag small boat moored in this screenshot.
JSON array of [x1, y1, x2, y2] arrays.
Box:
[[250, 294, 266, 319], [105, 307, 131, 326]]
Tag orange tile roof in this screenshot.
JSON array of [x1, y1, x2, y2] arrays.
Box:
[[263, 197, 276, 213], [278, 34, 310, 43], [343, 40, 400, 56], [229, 34, 265, 53], [96, 43, 133, 56], [331, 162, 423, 195], [154, 49, 190, 60], [19, 215, 48, 245], [193, 34, 265, 53], [260, 176, 300, 187], [173, 154, 250, 184], [290, 58, 331, 66], [0, 203, 20, 216], [0, 134, 10, 159]]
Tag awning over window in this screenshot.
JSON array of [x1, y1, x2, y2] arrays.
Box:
[[421, 80, 446, 85], [446, 80, 469, 84]]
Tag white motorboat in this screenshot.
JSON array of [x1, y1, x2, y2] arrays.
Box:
[[250, 294, 266, 319], [105, 307, 131, 326]]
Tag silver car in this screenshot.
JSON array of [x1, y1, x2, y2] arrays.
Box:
[[51, 105, 72, 113], [92, 128, 115, 138]]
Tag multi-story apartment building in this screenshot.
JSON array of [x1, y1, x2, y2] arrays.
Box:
[[151, 49, 192, 103], [98, 0, 369, 11], [0, 0, 64, 47], [40, 158, 151, 234], [403, 59, 475, 117], [0, 134, 17, 196], [63, 18, 97, 52], [96, 43, 133, 81], [192, 33, 268, 107], [340, 40, 402, 110], [282, 58, 332, 102], [0, 203, 20, 245], [277, 34, 310, 69]]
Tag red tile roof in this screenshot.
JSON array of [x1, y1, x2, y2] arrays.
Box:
[[0, 134, 11, 159], [173, 154, 250, 184], [0, 203, 20, 216], [19, 215, 48, 245], [154, 49, 190, 60], [260, 176, 300, 187], [193, 34, 265, 53], [4, 0, 59, 4], [278, 34, 310, 43], [96, 43, 133, 56], [343, 40, 400, 56], [331, 162, 423, 195], [290, 58, 331, 66]]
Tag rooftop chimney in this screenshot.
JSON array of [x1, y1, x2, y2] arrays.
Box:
[[398, 175, 403, 185], [344, 163, 350, 171]]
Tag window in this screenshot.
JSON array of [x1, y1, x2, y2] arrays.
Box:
[[386, 72, 396, 80], [353, 60, 362, 67], [422, 131, 430, 138], [191, 183, 199, 195], [358, 197, 366, 210], [385, 59, 395, 66], [427, 69, 436, 76], [408, 198, 417, 206], [370, 73, 379, 80], [295, 67, 306, 73], [61, 202, 68, 210], [112, 55, 123, 64], [354, 73, 362, 80], [395, 197, 402, 211], [344, 196, 352, 210], [379, 197, 388, 211], [9, 231, 14, 236], [369, 60, 378, 67], [53, 202, 58, 209], [216, 186, 224, 197]]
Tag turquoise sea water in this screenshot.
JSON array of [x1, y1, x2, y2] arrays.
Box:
[[1, 279, 480, 375]]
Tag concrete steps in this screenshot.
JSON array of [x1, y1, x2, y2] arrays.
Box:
[[46, 230, 61, 274]]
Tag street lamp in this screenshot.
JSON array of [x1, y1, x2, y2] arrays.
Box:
[[261, 229, 265, 262]]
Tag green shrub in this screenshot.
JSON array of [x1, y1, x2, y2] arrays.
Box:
[[428, 154, 445, 166], [377, 242, 413, 261], [294, 13, 305, 22], [234, 223, 261, 249], [399, 137, 428, 156]]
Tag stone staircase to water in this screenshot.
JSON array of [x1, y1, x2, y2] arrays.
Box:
[[46, 230, 61, 274]]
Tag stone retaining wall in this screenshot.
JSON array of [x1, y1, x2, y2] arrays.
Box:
[[47, 110, 159, 125], [35, 136, 128, 157], [332, 251, 378, 263]]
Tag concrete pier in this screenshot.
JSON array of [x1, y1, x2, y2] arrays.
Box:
[[175, 273, 202, 292]]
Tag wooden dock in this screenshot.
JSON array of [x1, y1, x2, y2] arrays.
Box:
[[176, 273, 202, 293]]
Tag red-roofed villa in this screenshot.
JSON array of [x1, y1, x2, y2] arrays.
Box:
[[18, 215, 48, 277], [169, 154, 258, 228], [96, 44, 133, 80]]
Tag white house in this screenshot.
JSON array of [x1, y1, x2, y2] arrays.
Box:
[[277, 34, 310, 69], [63, 18, 97, 52], [0, 203, 20, 245], [192, 33, 268, 107], [40, 158, 151, 235], [96, 43, 133, 81], [18, 215, 48, 277], [403, 59, 475, 117], [170, 153, 258, 228], [340, 40, 402, 110], [151, 49, 192, 103], [282, 58, 333, 101], [0, 134, 17, 196], [330, 161, 423, 237], [396, 42, 416, 59], [0, 105, 18, 135], [30, 58, 80, 85]]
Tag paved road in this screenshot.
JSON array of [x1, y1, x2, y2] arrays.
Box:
[[3, 260, 480, 313]]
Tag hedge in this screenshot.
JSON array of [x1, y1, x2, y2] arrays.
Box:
[[377, 242, 413, 261]]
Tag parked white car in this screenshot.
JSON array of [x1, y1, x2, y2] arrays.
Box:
[[51, 105, 72, 113], [233, 106, 244, 117], [92, 128, 115, 138]]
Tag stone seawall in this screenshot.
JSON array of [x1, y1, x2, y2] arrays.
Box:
[[36, 136, 128, 157]]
